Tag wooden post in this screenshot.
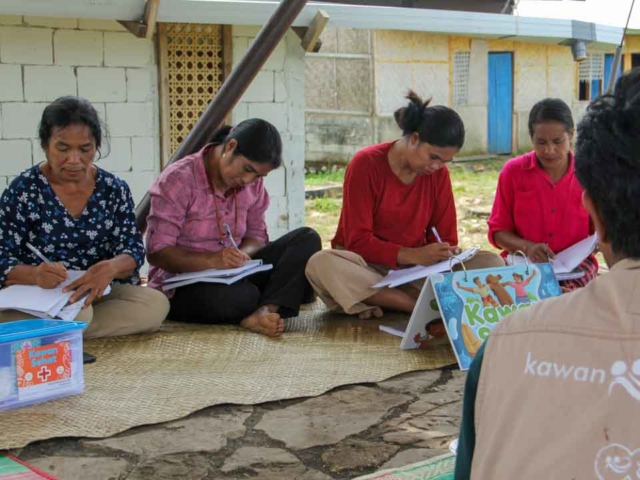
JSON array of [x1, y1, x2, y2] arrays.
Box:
[[157, 24, 172, 168], [222, 25, 234, 126], [301, 10, 329, 52], [119, 0, 160, 38], [144, 0, 160, 39], [135, 0, 309, 231]]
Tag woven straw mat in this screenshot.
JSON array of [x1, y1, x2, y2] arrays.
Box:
[[0, 303, 456, 449]]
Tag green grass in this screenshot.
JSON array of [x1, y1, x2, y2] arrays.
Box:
[[306, 198, 343, 249], [449, 158, 506, 197], [304, 159, 505, 192], [305, 170, 346, 186], [306, 197, 343, 214], [448, 159, 506, 252]]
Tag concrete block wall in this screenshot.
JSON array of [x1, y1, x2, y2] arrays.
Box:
[[306, 115, 375, 167], [498, 41, 584, 153], [305, 27, 375, 168], [0, 15, 160, 202], [374, 31, 450, 115], [305, 30, 488, 162], [232, 27, 306, 239], [375, 34, 581, 155], [304, 30, 496, 164], [455, 39, 489, 154], [304, 29, 598, 163]]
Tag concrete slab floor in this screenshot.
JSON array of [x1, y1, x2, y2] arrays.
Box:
[[8, 369, 465, 480]]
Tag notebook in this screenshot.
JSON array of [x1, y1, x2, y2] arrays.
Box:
[[0, 270, 111, 321], [508, 234, 598, 280], [373, 248, 479, 289], [162, 259, 273, 291]]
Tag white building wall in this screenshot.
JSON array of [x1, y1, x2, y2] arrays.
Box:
[[0, 15, 160, 203], [0, 16, 305, 239], [374, 31, 451, 115], [456, 39, 489, 154]]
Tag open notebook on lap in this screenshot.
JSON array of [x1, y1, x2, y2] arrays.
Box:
[[0, 271, 111, 321], [373, 248, 478, 289], [162, 259, 273, 291], [508, 234, 598, 280]]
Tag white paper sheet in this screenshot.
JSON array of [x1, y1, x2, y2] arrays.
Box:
[[0, 270, 111, 320], [163, 259, 265, 284], [162, 264, 274, 291], [373, 248, 479, 289], [508, 234, 598, 275]]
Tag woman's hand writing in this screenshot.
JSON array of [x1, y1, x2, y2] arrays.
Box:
[[35, 262, 68, 289], [215, 248, 251, 269], [398, 243, 454, 266]]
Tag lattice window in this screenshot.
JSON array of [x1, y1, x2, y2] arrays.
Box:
[[578, 53, 604, 101], [159, 23, 228, 163], [453, 51, 471, 107]]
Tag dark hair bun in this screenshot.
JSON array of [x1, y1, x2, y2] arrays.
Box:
[[392, 90, 465, 149], [394, 90, 432, 134]]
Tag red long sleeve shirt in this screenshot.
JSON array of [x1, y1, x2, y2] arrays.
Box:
[[487, 151, 594, 258], [332, 142, 458, 268]]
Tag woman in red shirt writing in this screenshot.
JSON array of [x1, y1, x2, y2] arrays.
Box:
[[488, 98, 597, 291], [305, 91, 504, 318]]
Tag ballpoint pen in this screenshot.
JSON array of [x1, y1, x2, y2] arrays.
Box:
[[431, 226, 444, 244], [223, 223, 240, 250], [26, 242, 51, 264]]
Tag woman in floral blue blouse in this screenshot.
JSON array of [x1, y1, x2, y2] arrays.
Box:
[[0, 96, 169, 338]]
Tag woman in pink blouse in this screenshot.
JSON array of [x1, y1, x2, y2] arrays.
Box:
[[146, 119, 321, 336]]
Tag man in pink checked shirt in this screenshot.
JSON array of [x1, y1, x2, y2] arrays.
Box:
[[145, 119, 321, 337]]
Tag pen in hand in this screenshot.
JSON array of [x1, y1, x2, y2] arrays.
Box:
[[221, 223, 249, 268], [431, 226, 443, 244], [26, 242, 67, 288], [26, 242, 52, 264], [223, 223, 240, 250], [430, 227, 460, 256]]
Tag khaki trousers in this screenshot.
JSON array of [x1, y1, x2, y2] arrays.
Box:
[[305, 249, 505, 315], [0, 284, 170, 339]]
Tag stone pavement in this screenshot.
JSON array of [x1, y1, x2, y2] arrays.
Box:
[[9, 369, 465, 479]]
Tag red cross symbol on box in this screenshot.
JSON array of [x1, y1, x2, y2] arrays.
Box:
[[37, 366, 52, 382]]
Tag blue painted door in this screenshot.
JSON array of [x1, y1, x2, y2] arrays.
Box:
[[488, 52, 513, 154], [590, 78, 602, 100], [604, 53, 622, 95]]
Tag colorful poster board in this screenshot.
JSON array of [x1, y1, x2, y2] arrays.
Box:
[[391, 263, 562, 370]]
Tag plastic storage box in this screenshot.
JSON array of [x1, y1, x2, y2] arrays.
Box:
[[0, 319, 87, 411]]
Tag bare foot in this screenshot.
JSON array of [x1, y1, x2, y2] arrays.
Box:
[[358, 307, 384, 320], [240, 308, 284, 337]]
